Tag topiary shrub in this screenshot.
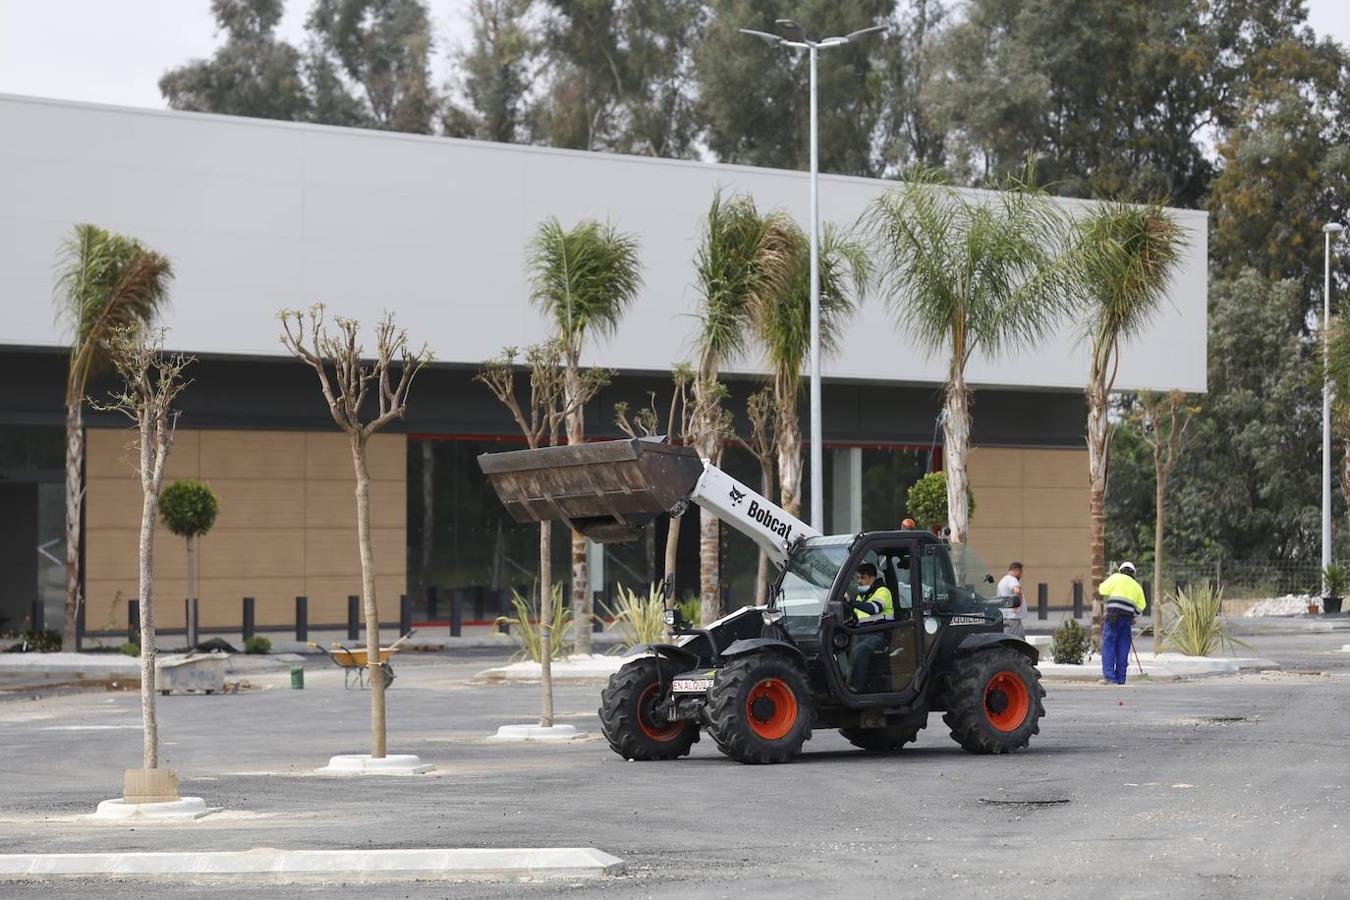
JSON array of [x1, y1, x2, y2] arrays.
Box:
[[159, 479, 219, 644], [13, 629, 61, 653], [1051, 618, 1091, 665], [905, 471, 976, 531], [243, 635, 272, 655]]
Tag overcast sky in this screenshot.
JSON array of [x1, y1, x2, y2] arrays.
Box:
[[1, 0, 1349, 111]]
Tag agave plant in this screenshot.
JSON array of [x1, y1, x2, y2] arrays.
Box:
[[496, 585, 573, 662], [604, 584, 667, 651], [1162, 585, 1253, 658]]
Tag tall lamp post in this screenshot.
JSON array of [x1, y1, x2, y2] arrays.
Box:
[[740, 19, 885, 532], [1323, 221, 1344, 597]]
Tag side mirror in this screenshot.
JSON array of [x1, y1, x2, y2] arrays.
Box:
[[825, 600, 845, 622], [984, 574, 995, 585]]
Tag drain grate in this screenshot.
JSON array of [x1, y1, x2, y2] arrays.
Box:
[[979, 797, 1071, 807]]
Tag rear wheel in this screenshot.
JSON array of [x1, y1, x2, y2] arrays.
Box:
[[707, 654, 815, 764], [943, 647, 1045, 754], [840, 716, 926, 752], [598, 657, 698, 761]]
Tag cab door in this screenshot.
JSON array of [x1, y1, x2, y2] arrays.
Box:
[[830, 538, 925, 700]]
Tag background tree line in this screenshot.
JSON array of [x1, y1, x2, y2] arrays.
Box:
[[163, 0, 1350, 567]]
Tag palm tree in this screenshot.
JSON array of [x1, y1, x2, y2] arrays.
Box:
[[1073, 201, 1185, 639], [53, 225, 172, 648], [864, 170, 1074, 543], [527, 217, 642, 654], [691, 192, 794, 625], [754, 222, 870, 519]]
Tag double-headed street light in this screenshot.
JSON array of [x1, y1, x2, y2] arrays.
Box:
[[740, 19, 886, 533], [1323, 221, 1344, 595]]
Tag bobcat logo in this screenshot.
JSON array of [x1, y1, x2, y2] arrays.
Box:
[[728, 486, 746, 507]]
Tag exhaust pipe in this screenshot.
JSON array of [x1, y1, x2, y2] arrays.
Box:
[[478, 438, 704, 543]]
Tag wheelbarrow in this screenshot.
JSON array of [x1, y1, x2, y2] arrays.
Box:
[[311, 630, 416, 689]]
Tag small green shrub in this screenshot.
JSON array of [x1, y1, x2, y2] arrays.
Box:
[[604, 584, 667, 651], [120, 642, 140, 657], [10, 629, 62, 653], [1050, 618, 1091, 665], [159, 479, 219, 538], [243, 635, 272, 655], [1322, 563, 1349, 599], [676, 595, 702, 628], [905, 471, 976, 531], [1163, 584, 1254, 657], [496, 585, 573, 662]]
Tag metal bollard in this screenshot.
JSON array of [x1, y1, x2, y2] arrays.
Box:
[[242, 597, 255, 641], [399, 593, 411, 636], [128, 599, 140, 643], [1142, 581, 1152, 616], [75, 600, 85, 652], [1072, 581, 1084, 619], [295, 595, 308, 642], [592, 589, 604, 633], [426, 585, 439, 621], [347, 595, 360, 641], [30, 599, 44, 633], [450, 589, 462, 637], [1037, 583, 1048, 620]]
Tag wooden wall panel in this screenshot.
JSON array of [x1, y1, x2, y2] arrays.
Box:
[[85, 428, 406, 632], [965, 447, 1090, 599]]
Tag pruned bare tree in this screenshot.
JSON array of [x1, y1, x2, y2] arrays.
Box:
[[279, 305, 431, 759], [615, 363, 694, 603], [479, 340, 609, 724], [94, 327, 192, 772], [1134, 389, 1199, 655], [745, 387, 777, 605]]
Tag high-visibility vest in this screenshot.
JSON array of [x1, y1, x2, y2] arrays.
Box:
[[855, 584, 894, 621], [1098, 572, 1146, 616]]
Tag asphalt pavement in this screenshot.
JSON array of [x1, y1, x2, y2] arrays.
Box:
[[1, 632, 1348, 899]]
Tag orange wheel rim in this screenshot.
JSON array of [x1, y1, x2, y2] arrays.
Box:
[[984, 671, 1030, 732], [745, 678, 798, 740], [636, 682, 684, 742]]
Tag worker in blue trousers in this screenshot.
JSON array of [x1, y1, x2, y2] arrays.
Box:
[[1097, 561, 1147, 685]]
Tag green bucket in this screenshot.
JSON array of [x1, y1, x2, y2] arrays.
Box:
[[290, 665, 304, 689]]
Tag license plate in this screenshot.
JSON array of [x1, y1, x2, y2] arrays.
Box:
[[672, 678, 714, 693]]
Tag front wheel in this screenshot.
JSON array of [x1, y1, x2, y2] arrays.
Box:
[[707, 654, 815, 764], [943, 647, 1045, 754], [598, 657, 698, 761]]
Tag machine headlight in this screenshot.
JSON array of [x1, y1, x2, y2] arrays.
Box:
[[663, 609, 677, 627]]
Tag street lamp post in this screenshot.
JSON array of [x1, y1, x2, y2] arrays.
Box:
[[1323, 221, 1344, 597], [741, 20, 885, 533]]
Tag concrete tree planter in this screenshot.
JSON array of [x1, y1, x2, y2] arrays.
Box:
[[87, 768, 220, 822], [316, 754, 434, 776]]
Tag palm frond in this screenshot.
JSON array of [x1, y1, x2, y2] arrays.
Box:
[[527, 216, 643, 350], [54, 224, 174, 402]]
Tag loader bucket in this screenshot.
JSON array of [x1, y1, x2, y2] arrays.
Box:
[[477, 438, 705, 543]]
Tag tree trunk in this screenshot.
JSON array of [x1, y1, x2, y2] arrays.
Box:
[[138, 444, 159, 771], [1086, 380, 1110, 643], [352, 433, 386, 759], [62, 401, 83, 649], [699, 506, 720, 627], [1152, 466, 1167, 657], [663, 512, 682, 602], [755, 459, 774, 605], [776, 386, 802, 519], [943, 373, 972, 543], [420, 440, 434, 592], [564, 365, 591, 655], [538, 521, 554, 727], [185, 534, 197, 648]]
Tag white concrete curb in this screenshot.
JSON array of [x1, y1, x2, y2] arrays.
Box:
[[476, 654, 628, 683], [1341, 644, 1350, 653], [1037, 652, 1279, 682], [487, 724, 588, 743], [315, 754, 434, 776], [86, 798, 220, 822], [0, 847, 626, 883]]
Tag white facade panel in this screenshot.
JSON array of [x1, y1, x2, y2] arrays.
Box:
[[0, 94, 1207, 392]]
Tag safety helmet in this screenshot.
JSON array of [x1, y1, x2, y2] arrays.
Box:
[[1119, 561, 1136, 576]]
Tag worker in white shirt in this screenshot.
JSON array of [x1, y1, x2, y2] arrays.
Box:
[[998, 561, 1026, 639]]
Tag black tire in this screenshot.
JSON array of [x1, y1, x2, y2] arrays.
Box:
[[840, 716, 927, 752], [942, 647, 1045, 754], [598, 657, 699, 761], [706, 654, 815, 765]]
